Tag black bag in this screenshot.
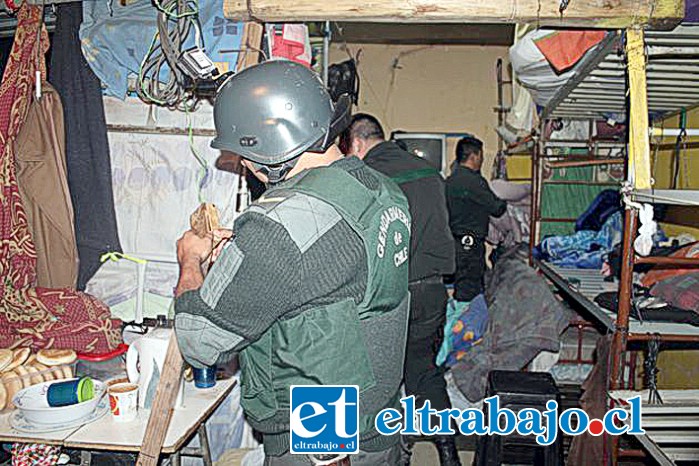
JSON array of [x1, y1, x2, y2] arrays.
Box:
[[327, 58, 359, 105]]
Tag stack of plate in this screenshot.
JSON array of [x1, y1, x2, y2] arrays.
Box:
[[10, 379, 108, 433]]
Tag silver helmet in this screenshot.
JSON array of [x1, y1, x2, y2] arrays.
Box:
[[211, 60, 351, 183]]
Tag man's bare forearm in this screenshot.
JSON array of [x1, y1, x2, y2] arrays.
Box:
[[175, 258, 204, 297]]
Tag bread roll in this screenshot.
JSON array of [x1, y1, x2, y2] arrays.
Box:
[[4, 348, 30, 373], [61, 365, 73, 379], [31, 362, 52, 381], [51, 366, 65, 381], [0, 382, 7, 411], [2, 371, 22, 408], [36, 349, 77, 367], [14, 365, 30, 388], [25, 353, 36, 366], [25, 365, 43, 386], [0, 350, 12, 373]]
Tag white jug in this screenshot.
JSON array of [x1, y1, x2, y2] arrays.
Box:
[[126, 327, 184, 409]]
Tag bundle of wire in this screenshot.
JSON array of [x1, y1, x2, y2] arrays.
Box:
[[138, 0, 200, 109]]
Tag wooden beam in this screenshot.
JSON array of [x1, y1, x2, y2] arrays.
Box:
[[136, 334, 185, 466], [333, 23, 514, 45], [223, 0, 684, 29], [235, 22, 265, 71], [626, 28, 652, 190]]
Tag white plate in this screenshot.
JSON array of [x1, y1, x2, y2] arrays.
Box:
[[13, 379, 106, 426], [10, 397, 109, 434]]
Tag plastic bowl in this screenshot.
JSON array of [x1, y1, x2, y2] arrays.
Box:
[[13, 379, 105, 426]]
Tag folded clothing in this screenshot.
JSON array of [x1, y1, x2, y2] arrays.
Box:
[[651, 272, 699, 314], [594, 289, 699, 326], [641, 242, 699, 287]]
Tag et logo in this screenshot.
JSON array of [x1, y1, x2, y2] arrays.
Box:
[[289, 386, 360, 455]]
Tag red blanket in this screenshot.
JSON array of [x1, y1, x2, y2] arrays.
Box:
[[534, 30, 606, 73], [0, 5, 121, 353]]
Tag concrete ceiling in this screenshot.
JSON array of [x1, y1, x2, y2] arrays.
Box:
[[331, 22, 515, 46]]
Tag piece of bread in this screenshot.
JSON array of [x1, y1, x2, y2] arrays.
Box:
[[25, 365, 43, 386], [25, 353, 36, 366], [190, 203, 220, 237], [0, 381, 7, 411], [0, 350, 12, 373], [31, 362, 52, 381], [36, 349, 77, 367], [4, 348, 30, 373], [51, 366, 65, 381], [61, 365, 73, 379], [2, 371, 22, 408], [14, 366, 30, 388]]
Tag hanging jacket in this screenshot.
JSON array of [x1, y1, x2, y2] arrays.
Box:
[[15, 84, 79, 289]]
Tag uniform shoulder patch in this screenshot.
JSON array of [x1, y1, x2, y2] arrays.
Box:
[[253, 192, 342, 253]]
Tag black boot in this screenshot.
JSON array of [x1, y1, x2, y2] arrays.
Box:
[[435, 437, 462, 466]]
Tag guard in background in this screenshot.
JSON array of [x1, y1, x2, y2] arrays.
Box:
[[446, 136, 506, 303], [341, 114, 460, 466]]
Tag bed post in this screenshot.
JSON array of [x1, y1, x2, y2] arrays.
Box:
[[528, 122, 542, 266], [611, 26, 650, 391], [610, 208, 638, 390]]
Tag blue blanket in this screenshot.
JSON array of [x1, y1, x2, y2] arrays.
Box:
[[534, 211, 623, 269]]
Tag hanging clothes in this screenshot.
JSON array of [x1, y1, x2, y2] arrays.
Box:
[[15, 83, 78, 289], [0, 4, 121, 353], [49, 2, 123, 290]]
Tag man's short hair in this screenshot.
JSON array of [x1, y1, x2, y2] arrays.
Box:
[[456, 136, 483, 163], [339, 113, 385, 153]]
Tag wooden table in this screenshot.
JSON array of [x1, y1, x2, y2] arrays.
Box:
[[609, 389, 699, 465], [0, 378, 236, 464]]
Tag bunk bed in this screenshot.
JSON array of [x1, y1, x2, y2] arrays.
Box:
[[524, 23, 699, 466]]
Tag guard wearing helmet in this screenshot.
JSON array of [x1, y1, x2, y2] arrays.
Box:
[[173, 60, 411, 465]]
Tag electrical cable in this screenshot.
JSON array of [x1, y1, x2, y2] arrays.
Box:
[[138, 0, 201, 109]]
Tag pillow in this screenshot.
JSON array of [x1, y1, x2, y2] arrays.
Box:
[[651, 273, 699, 313], [641, 242, 699, 287]]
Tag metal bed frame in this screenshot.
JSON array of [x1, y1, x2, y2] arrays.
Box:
[[524, 23, 699, 466]]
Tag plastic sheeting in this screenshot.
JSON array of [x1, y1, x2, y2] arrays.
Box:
[[509, 29, 606, 108], [86, 98, 239, 322]]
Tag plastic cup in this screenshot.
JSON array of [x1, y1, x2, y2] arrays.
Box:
[[193, 366, 216, 389]]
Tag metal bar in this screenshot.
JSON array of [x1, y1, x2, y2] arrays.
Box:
[[496, 58, 504, 155], [633, 189, 699, 206], [651, 127, 699, 137], [529, 133, 540, 266], [634, 433, 679, 466], [542, 180, 621, 186], [635, 256, 699, 266], [611, 208, 638, 390], [539, 217, 577, 223], [547, 157, 625, 168], [628, 333, 699, 342], [106, 124, 216, 137], [322, 21, 330, 85]]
